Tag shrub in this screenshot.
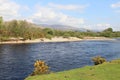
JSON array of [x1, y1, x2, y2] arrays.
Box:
[[76, 35, 83, 39], [0, 37, 9, 41], [63, 33, 70, 38], [92, 56, 106, 65], [45, 34, 52, 40], [31, 60, 49, 76]]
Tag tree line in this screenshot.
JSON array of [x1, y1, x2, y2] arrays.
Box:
[[0, 17, 120, 41]]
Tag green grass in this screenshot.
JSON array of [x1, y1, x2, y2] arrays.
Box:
[[25, 59, 120, 80]]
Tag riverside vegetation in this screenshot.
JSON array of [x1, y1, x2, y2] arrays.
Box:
[[0, 16, 120, 42], [92, 56, 106, 65], [31, 56, 106, 76], [31, 60, 49, 76], [26, 57, 120, 80]]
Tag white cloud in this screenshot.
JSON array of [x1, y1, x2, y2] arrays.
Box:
[[111, 2, 120, 8], [82, 23, 112, 30], [0, 1, 115, 30], [96, 23, 111, 27], [30, 5, 84, 27], [111, 2, 120, 13], [0, 0, 21, 20], [48, 3, 88, 12], [0, 0, 85, 27]]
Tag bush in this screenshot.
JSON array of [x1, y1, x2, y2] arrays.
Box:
[[31, 60, 49, 76], [76, 35, 83, 39], [63, 33, 70, 38], [92, 56, 106, 65], [45, 34, 52, 40], [0, 37, 9, 41]]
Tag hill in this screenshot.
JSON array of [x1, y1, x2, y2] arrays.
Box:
[[38, 24, 88, 32]]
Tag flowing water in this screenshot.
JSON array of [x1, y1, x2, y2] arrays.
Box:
[[0, 39, 120, 80]]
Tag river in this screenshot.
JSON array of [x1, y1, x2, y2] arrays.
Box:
[[0, 39, 120, 80]]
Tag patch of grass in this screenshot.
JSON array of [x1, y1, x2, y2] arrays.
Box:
[[25, 59, 120, 80]]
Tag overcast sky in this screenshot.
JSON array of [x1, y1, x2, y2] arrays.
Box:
[[0, 0, 120, 31]]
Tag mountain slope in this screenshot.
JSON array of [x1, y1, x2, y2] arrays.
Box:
[[38, 24, 88, 32]]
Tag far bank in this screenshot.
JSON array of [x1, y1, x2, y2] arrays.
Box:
[[0, 37, 115, 44]]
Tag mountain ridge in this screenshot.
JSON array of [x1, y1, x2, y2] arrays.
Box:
[[37, 24, 88, 32]]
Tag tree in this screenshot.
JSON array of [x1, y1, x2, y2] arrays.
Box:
[[100, 28, 113, 37], [8, 20, 20, 37], [0, 17, 3, 30], [43, 28, 55, 36], [0, 16, 3, 25], [103, 28, 113, 33]]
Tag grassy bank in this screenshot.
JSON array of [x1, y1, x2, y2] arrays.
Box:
[[25, 59, 120, 80]]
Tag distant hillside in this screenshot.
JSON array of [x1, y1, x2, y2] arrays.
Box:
[[38, 24, 88, 32]]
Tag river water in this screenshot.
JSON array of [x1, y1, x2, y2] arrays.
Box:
[[0, 39, 120, 80]]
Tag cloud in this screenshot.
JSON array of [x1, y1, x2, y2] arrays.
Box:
[[96, 23, 111, 27], [30, 5, 84, 27], [0, 0, 31, 20], [111, 2, 120, 13], [0, 1, 115, 30], [82, 23, 112, 30], [0, 0, 85, 27], [111, 2, 120, 8], [0, 0, 21, 20], [48, 3, 88, 12]]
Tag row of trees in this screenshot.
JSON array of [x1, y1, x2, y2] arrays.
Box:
[[99, 28, 120, 37], [0, 17, 45, 41], [0, 17, 120, 41]]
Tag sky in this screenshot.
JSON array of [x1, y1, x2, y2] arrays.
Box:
[[0, 0, 120, 31]]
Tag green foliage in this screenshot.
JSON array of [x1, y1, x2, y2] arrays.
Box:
[[99, 28, 120, 37], [43, 28, 55, 36], [26, 59, 120, 80], [103, 28, 113, 33], [45, 34, 52, 40], [0, 17, 120, 42], [63, 33, 70, 38], [31, 60, 49, 76], [92, 56, 106, 65], [0, 17, 3, 27], [0, 17, 4, 34], [9, 20, 21, 37], [0, 37, 9, 41], [0, 17, 46, 41]]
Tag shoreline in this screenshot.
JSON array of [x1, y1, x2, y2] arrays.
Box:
[[25, 59, 120, 80], [0, 37, 115, 44]]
